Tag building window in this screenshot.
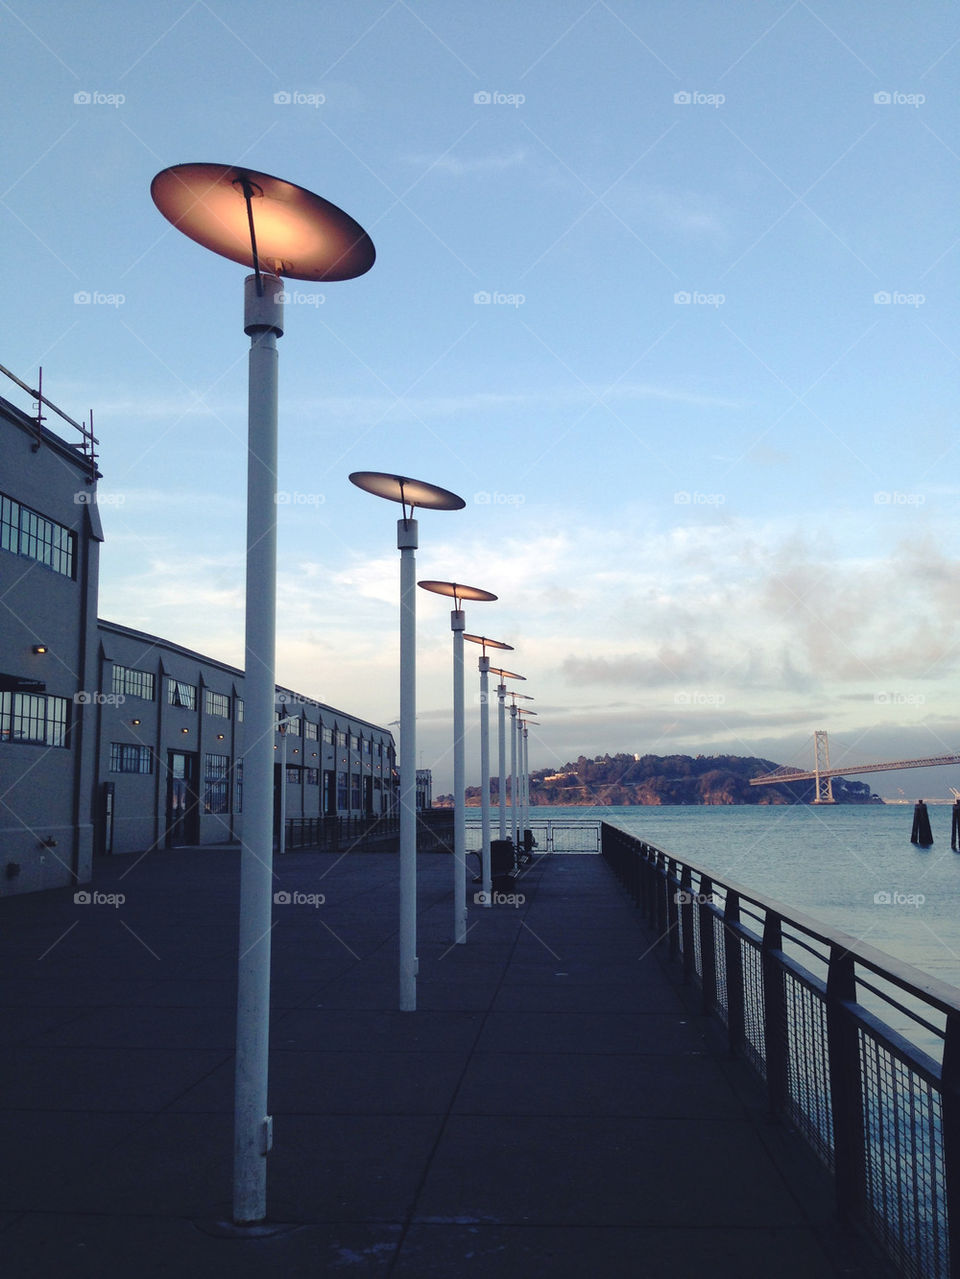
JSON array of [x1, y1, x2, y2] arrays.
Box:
[[204, 690, 230, 718], [112, 664, 155, 701], [304, 720, 318, 740], [285, 765, 301, 784], [351, 776, 361, 810], [234, 760, 243, 813], [167, 679, 197, 710], [362, 738, 371, 756], [0, 692, 69, 747], [336, 772, 348, 810], [46, 696, 68, 747], [203, 753, 229, 813], [336, 729, 348, 747], [235, 698, 243, 723], [109, 742, 152, 773], [0, 492, 75, 578], [305, 767, 319, 785], [322, 726, 333, 745], [277, 712, 300, 736], [351, 734, 360, 751]]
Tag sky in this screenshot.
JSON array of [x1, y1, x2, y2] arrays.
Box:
[[3, 0, 960, 797]]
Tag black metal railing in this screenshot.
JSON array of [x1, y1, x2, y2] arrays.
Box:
[[601, 821, 960, 1279], [465, 818, 601, 853], [283, 813, 398, 852]]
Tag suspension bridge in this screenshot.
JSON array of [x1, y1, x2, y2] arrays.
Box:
[[749, 730, 960, 803]]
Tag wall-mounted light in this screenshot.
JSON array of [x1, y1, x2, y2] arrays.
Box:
[[217, 733, 225, 740], [32, 644, 47, 654], [181, 727, 189, 734], [132, 719, 141, 726]]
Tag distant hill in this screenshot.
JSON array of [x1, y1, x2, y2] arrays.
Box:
[[435, 752, 881, 807]]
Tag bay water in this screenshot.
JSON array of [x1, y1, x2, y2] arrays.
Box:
[[511, 803, 960, 992]]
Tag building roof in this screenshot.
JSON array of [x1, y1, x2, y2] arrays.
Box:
[[97, 618, 395, 742]]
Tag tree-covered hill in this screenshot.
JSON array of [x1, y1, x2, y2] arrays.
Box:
[[435, 752, 880, 807]]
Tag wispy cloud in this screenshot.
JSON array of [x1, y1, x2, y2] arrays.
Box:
[[403, 147, 529, 177]]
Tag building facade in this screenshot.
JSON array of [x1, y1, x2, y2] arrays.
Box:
[[0, 393, 102, 895], [95, 621, 396, 857], [415, 768, 433, 810], [0, 387, 396, 895]]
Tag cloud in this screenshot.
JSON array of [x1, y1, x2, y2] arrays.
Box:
[[403, 147, 529, 177], [614, 181, 729, 242]]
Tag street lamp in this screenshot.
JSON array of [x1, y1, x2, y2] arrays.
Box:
[[348, 473, 465, 1008], [463, 635, 513, 908], [517, 708, 538, 856], [508, 692, 534, 850], [416, 584, 497, 943], [151, 162, 374, 1227], [488, 667, 525, 841]]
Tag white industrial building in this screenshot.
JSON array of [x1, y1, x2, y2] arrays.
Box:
[[0, 385, 395, 896]]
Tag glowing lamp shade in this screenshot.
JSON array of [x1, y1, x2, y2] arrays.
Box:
[[349, 472, 465, 512], [489, 668, 525, 681], [150, 164, 375, 281], [463, 634, 513, 651], [418, 581, 498, 604]]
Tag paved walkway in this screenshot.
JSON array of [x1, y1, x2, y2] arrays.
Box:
[[0, 848, 890, 1277]]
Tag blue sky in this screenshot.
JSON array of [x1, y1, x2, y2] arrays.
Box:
[[4, 0, 960, 795]]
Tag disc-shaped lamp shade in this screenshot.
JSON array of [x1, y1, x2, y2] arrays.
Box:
[[510, 692, 535, 700], [489, 668, 525, 681], [464, 634, 514, 651], [150, 163, 375, 281], [418, 580, 498, 604], [518, 709, 538, 716], [349, 472, 465, 512]]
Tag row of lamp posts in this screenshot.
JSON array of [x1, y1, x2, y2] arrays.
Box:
[[149, 161, 538, 1226]]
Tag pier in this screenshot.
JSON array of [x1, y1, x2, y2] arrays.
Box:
[[0, 834, 904, 1276]]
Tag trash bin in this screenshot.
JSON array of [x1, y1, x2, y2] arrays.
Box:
[[490, 838, 516, 889]]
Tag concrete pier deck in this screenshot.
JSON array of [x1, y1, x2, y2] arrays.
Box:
[[0, 848, 890, 1277]]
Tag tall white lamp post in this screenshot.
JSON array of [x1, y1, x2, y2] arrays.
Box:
[[518, 708, 537, 853], [463, 636, 513, 907], [488, 667, 525, 841], [348, 474, 465, 1007], [151, 163, 374, 1227], [417, 584, 497, 942], [508, 691, 534, 851]]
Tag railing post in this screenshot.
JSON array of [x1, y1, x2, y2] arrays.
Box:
[[762, 912, 789, 1117], [723, 890, 745, 1054], [655, 852, 668, 945], [698, 875, 716, 1015], [941, 1013, 960, 1278], [639, 844, 651, 918], [826, 946, 867, 1224], [666, 859, 680, 959], [678, 865, 694, 982]]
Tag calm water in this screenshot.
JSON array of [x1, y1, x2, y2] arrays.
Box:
[[517, 804, 960, 992]]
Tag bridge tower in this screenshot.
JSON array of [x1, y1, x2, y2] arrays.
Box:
[[813, 730, 835, 804]]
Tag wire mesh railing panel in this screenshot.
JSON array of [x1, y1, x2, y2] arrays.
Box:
[[783, 974, 834, 1167], [466, 818, 600, 853], [741, 937, 766, 1075], [860, 1032, 949, 1279], [550, 822, 600, 852], [713, 913, 728, 1024]]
